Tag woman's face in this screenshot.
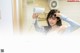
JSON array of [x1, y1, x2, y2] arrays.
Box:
[[48, 15, 58, 27]]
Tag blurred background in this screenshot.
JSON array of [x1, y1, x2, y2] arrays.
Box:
[[0, 0, 80, 35]]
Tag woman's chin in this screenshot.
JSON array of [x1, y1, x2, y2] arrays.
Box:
[[50, 24, 56, 27]]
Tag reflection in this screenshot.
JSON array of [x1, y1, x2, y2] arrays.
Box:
[[13, 0, 80, 35], [32, 9, 80, 35]]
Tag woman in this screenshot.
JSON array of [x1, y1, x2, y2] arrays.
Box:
[[32, 9, 80, 35]]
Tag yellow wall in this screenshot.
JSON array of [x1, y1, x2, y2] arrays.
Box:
[[19, 0, 80, 32], [33, 0, 50, 26], [34, 0, 50, 13]]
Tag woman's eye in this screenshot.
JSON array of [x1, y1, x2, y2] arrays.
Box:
[[52, 18, 56, 20]]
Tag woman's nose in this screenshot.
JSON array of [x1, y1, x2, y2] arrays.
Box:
[[50, 18, 53, 21]]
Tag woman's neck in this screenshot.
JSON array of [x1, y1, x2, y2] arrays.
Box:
[[51, 25, 59, 30]]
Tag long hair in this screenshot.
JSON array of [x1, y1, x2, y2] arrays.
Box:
[[46, 9, 62, 29]]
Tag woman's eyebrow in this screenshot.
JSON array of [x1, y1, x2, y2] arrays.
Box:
[[52, 15, 56, 18]]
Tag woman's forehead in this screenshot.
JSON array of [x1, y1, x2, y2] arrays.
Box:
[[52, 15, 55, 17], [51, 15, 56, 18], [48, 16, 57, 19]]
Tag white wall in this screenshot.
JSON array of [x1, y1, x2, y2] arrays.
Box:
[[59, 0, 80, 23], [0, 0, 13, 35]]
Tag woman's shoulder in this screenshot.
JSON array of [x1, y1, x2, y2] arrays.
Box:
[[60, 25, 67, 29], [59, 25, 67, 32]]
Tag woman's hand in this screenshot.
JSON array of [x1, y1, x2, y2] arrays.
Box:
[[32, 13, 39, 19], [55, 12, 61, 17]]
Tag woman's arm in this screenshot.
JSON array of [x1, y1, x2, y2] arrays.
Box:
[[60, 14, 80, 32], [32, 13, 45, 32], [33, 19, 45, 32]]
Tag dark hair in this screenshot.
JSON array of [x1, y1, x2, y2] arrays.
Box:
[[46, 9, 62, 28]]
